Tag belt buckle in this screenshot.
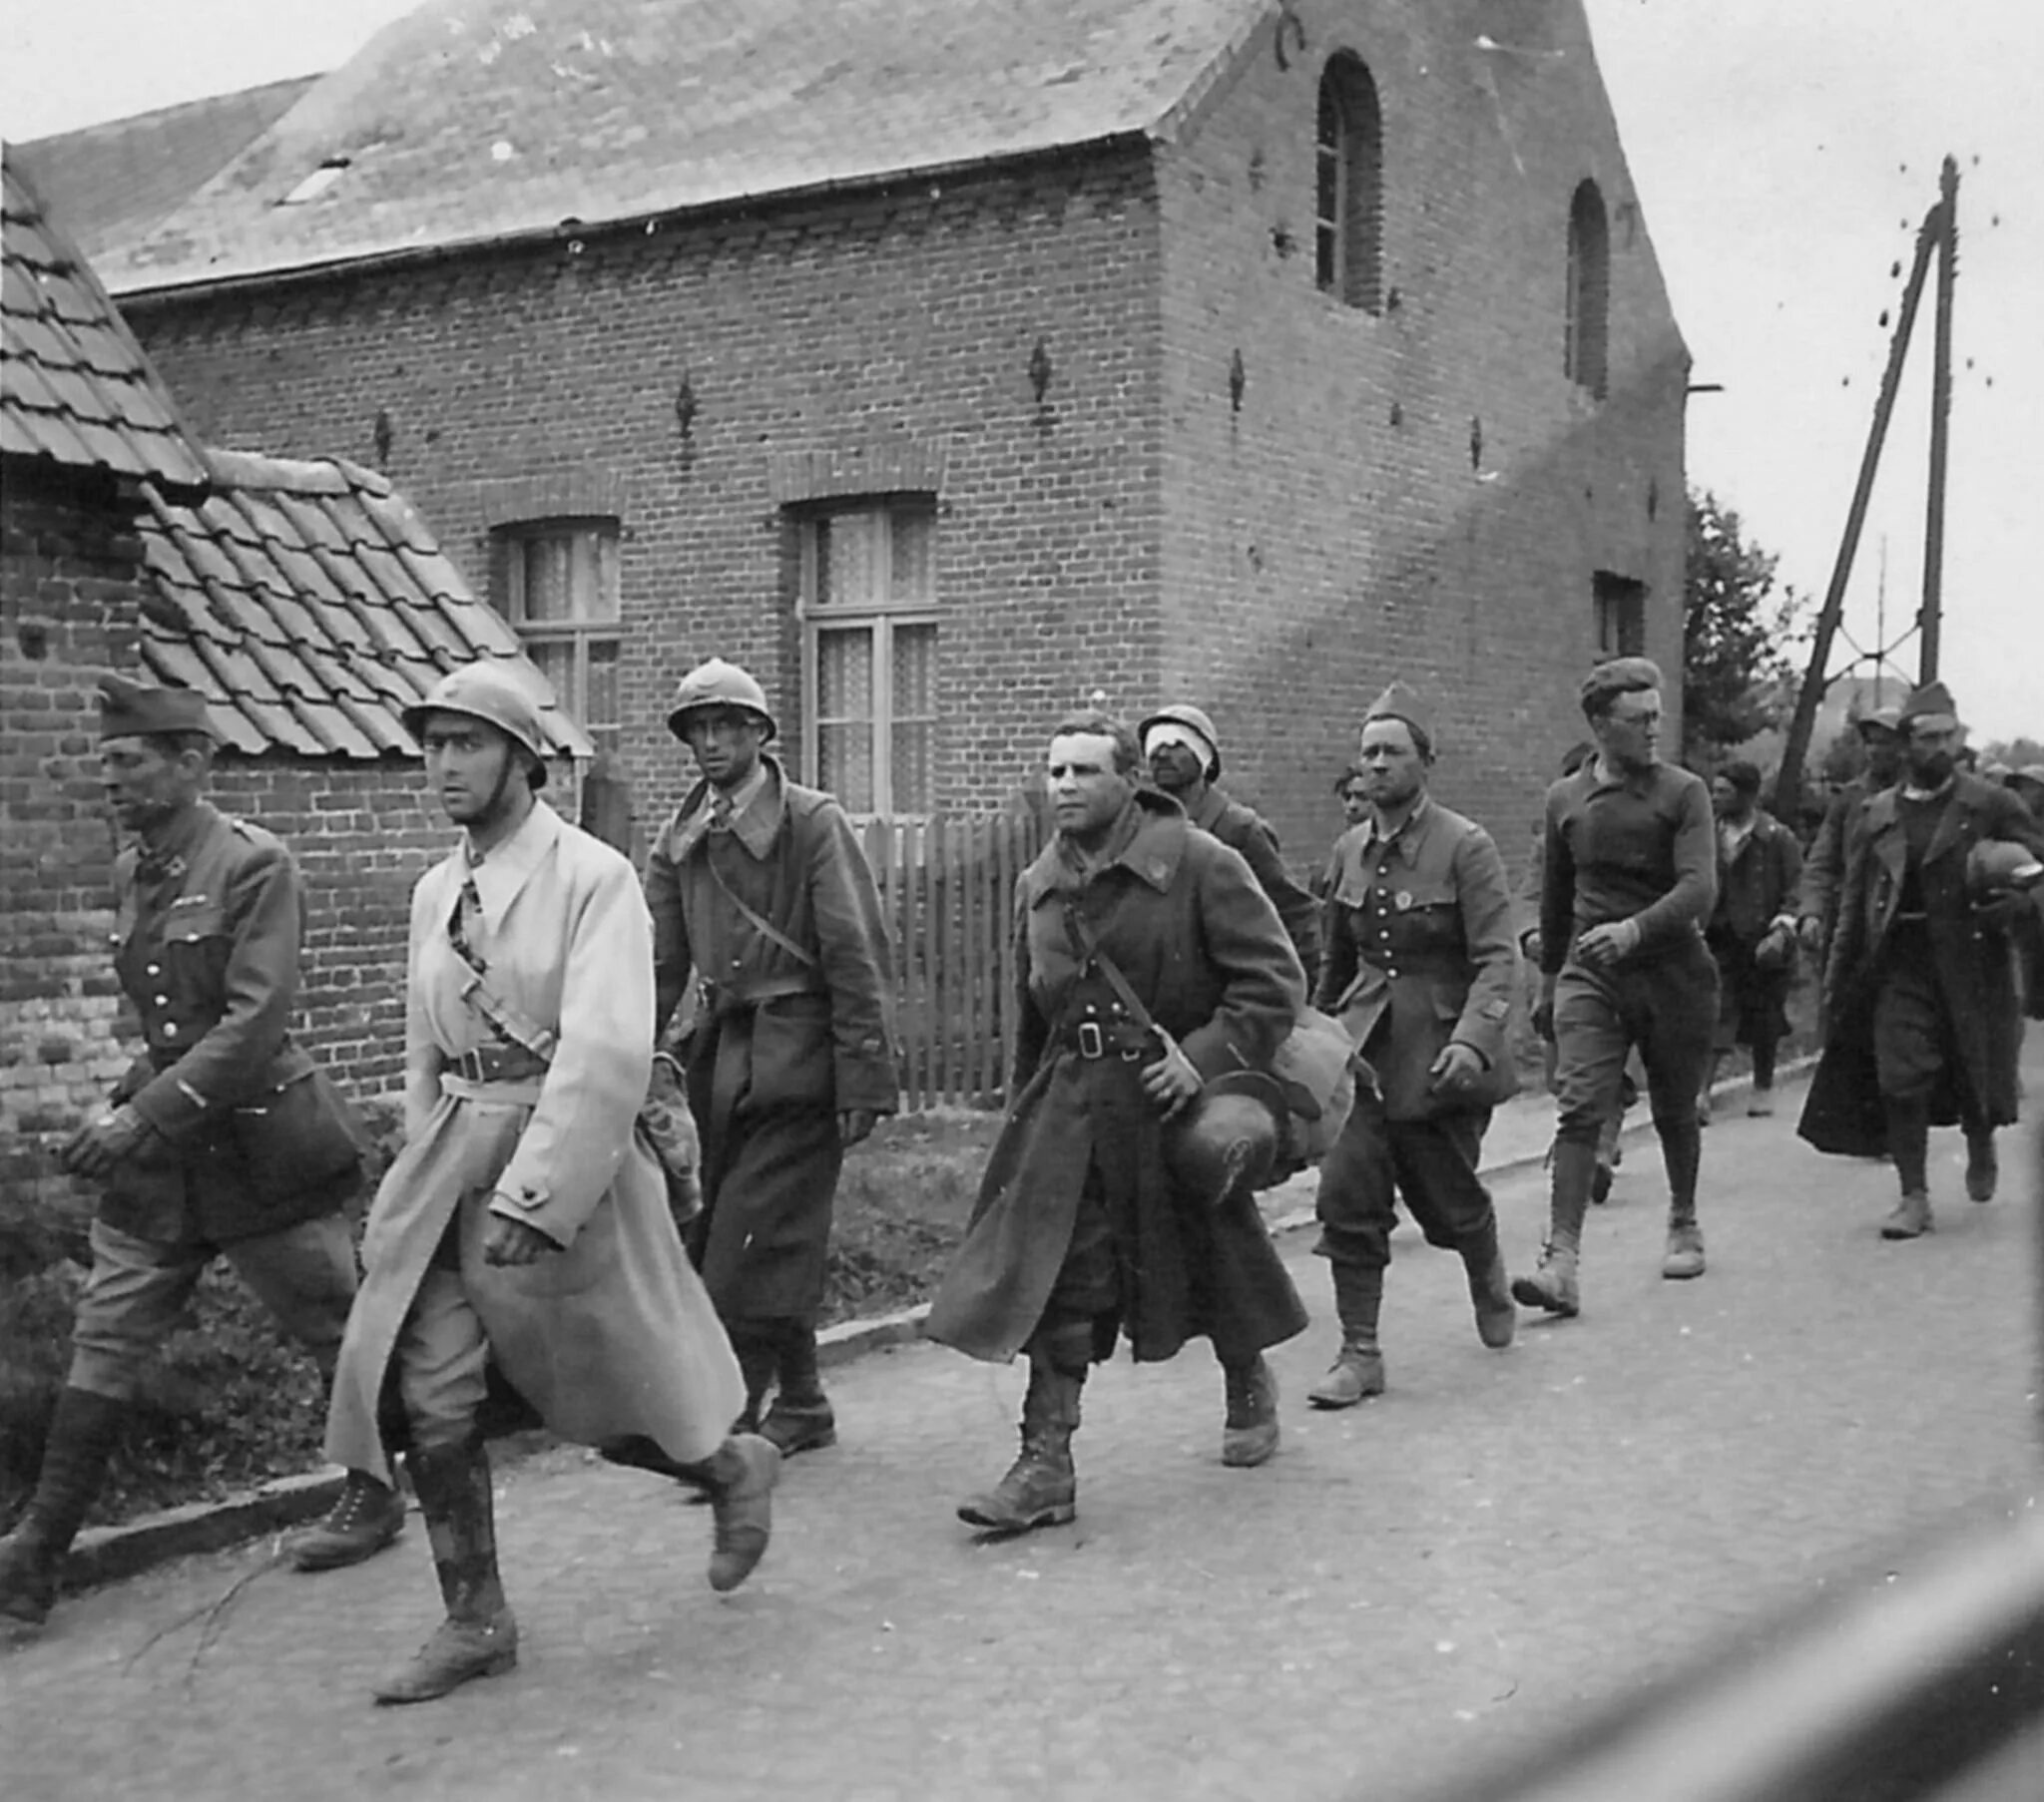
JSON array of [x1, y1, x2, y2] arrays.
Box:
[[1077, 1021, 1105, 1060], [454, 1048, 485, 1081]]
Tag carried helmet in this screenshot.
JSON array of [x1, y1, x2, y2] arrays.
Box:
[[402, 661, 551, 787], [666, 658, 777, 743], [1966, 838, 2044, 896], [1163, 1070, 1286, 1205], [1138, 702, 1222, 779]]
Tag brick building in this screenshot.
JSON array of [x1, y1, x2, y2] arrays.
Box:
[[90, 0, 1687, 869], [3, 157, 587, 1224]]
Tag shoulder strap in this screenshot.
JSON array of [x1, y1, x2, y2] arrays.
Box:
[[1061, 899, 1153, 1032], [445, 888, 559, 1062], [706, 848, 819, 970]]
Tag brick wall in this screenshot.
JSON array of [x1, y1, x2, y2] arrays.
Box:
[[1, 464, 145, 1221], [1152, 0, 1689, 870], [129, 152, 1168, 829]]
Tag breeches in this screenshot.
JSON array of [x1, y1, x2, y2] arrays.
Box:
[[1313, 1085, 1493, 1270], [1552, 944, 1718, 1147], [1873, 954, 1982, 1120], [391, 1261, 493, 1453], [69, 1212, 356, 1401]]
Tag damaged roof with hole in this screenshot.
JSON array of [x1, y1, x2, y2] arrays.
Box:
[[107, 0, 1265, 293], [12, 75, 319, 265], [138, 446, 594, 760], [1, 156, 209, 492]]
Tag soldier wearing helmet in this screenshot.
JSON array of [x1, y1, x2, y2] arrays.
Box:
[[646, 657, 897, 1461], [926, 706, 1309, 1534], [4, 676, 373, 1643], [1138, 701, 1321, 986], [1799, 679, 2044, 1239], [316, 659, 777, 1705]]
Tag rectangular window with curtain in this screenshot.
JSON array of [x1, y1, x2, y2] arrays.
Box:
[[495, 518, 622, 755], [799, 499, 938, 818]]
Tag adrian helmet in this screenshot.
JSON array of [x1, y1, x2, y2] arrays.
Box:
[[1966, 838, 2044, 896], [1138, 702, 1223, 779], [401, 661, 552, 786], [666, 658, 778, 743], [1162, 1070, 1286, 1206]]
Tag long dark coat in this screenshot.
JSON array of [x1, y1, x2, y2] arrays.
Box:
[[1798, 773, 2044, 1157], [644, 755, 897, 1319], [925, 792, 1309, 1365]]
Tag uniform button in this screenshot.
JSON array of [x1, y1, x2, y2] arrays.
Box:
[[155, 995, 171, 1007], [163, 1022, 180, 1038], [146, 964, 162, 976]]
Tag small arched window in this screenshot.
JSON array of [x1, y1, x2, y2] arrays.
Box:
[[1315, 53, 1383, 313], [1565, 179, 1610, 399]]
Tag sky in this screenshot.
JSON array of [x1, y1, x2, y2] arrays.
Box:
[[2, 0, 2038, 744]]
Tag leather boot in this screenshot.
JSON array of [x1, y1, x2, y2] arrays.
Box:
[[0, 1387, 125, 1639], [372, 1440, 516, 1705], [288, 1468, 406, 1573], [674, 1434, 779, 1593], [957, 1359, 1081, 1533], [1512, 1140, 1592, 1316], [1662, 1218, 1706, 1279], [1309, 1260, 1386, 1407], [1461, 1224, 1517, 1348], [1965, 1133, 1999, 1203], [1221, 1354, 1280, 1468], [1881, 1190, 1934, 1240], [759, 1321, 836, 1457]]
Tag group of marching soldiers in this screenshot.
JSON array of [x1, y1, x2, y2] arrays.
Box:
[[4, 653, 2038, 1704]]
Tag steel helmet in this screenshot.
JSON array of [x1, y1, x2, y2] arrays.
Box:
[[1163, 1070, 1286, 1206], [402, 661, 551, 786], [1138, 702, 1222, 779], [1966, 838, 2044, 896], [666, 658, 777, 743]]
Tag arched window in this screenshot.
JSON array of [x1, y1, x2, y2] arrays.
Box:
[[1565, 179, 1610, 399], [1315, 54, 1383, 312]]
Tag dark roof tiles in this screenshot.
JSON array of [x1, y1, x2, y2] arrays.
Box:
[[139, 447, 594, 760], [1, 157, 210, 491]]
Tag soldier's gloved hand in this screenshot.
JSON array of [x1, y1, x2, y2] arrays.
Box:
[[1532, 976, 1559, 1044], [838, 1109, 879, 1148], [1427, 1042, 1486, 1099], [1796, 915, 1825, 957], [1140, 1031, 1204, 1120], [58, 1105, 153, 1179], [481, 1211, 560, 1267]]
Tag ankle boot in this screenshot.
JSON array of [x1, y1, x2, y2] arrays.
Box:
[[957, 1360, 1082, 1532], [1221, 1354, 1280, 1467], [1965, 1133, 1999, 1203], [1881, 1190, 1934, 1240], [675, 1434, 779, 1592], [1462, 1225, 1517, 1348], [1512, 1140, 1592, 1316], [289, 1468, 406, 1573], [1662, 1211, 1707, 1280], [1309, 1260, 1386, 1406], [0, 1387, 125, 1638], [759, 1322, 836, 1457], [372, 1440, 516, 1705]]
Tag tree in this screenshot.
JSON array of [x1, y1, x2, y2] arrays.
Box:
[[1683, 490, 1805, 765]]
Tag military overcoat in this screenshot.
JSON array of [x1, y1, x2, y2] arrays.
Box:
[[1799, 773, 2044, 1156], [925, 793, 1309, 1365], [324, 802, 742, 1483]]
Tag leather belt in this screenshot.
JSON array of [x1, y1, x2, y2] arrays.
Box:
[[446, 1044, 550, 1083], [1067, 1019, 1152, 1061]]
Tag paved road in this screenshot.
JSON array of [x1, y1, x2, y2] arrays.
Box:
[[5, 1060, 2040, 1802]]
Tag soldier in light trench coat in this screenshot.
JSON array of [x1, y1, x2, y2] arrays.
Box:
[[322, 663, 773, 1707]]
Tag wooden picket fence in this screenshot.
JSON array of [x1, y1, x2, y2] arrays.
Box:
[[858, 811, 1047, 1111]]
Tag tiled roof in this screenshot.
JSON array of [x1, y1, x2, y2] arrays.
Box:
[[138, 446, 595, 761], [109, 0, 1263, 293], [12, 76, 319, 264], [1, 155, 208, 493]]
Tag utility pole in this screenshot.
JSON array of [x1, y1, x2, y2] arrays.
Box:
[[1919, 155, 1959, 681]]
